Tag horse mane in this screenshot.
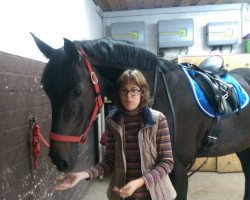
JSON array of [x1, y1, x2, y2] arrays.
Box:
[[75, 38, 161, 70], [40, 38, 178, 96]]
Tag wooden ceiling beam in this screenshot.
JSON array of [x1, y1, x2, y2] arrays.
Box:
[[137, 0, 145, 9], [172, 0, 183, 7], [196, 0, 217, 5], [162, 0, 176, 7], [92, 0, 106, 11], [93, 0, 249, 12], [107, 0, 122, 11], [125, 0, 138, 10], [190, 0, 201, 6], [93, 0, 112, 11], [144, 0, 158, 9], [154, 0, 164, 8], [179, 0, 193, 6], [214, 0, 235, 3], [233, 0, 250, 2], [119, 0, 128, 10]]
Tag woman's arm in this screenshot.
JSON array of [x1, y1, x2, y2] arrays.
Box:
[[85, 124, 116, 178], [113, 178, 145, 198], [50, 123, 116, 192], [50, 171, 90, 192]]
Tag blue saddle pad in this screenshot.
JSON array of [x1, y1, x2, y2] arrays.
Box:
[[181, 65, 249, 117]]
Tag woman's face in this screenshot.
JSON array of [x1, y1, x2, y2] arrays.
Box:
[[119, 81, 141, 111]]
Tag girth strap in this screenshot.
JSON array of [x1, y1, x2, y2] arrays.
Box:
[[187, 116, 221, 177], [198, 116, 221, 156], [159, 64, 177, 150]]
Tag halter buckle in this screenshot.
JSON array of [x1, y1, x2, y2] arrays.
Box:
[[80, 134, 87, 144], [91, 72, 98, 84]]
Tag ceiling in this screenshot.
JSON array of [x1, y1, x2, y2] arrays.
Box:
[[93, 0, 249, 12]]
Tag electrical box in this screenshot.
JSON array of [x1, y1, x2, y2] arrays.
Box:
[[110, 22, 145, 46], [158, 19, 194, 48], [207, 22, 238, 46]]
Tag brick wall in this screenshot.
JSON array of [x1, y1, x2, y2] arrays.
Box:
[[0, 51, 97, 199]]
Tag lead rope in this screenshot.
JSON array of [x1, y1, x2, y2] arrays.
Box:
[[30, 117, 50, 169]]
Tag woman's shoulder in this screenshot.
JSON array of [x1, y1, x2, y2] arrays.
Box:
[[105, 108, 122, 123], [148, 107, 165, 118]]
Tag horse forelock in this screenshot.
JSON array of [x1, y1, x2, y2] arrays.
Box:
[[41, 49, 81, 97]]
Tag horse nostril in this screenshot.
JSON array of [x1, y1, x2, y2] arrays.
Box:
[[61, 160, 69, 170], [49, 152, 70, 172], [56, 160, 70, 172]]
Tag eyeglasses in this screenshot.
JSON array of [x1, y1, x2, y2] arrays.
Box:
[[119, 88, 141, 97]]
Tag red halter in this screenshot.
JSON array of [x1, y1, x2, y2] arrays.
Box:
[[49, 48, 104, 143]]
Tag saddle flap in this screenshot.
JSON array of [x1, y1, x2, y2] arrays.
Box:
[[192, 72, 239, 114], [192, 73, 221, 113]]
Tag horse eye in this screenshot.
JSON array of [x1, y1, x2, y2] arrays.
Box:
[[73, 86, 82, 97]]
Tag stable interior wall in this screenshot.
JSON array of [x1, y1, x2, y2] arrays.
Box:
[[0, 52, 97, 200], [0, 0, 103, 62], [0, 0, 103, 199], [102, 3, 250, 58]]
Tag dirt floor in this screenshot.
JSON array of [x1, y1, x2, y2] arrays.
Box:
[[83, 172, 244, 200]]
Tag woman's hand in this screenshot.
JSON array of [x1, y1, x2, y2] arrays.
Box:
[[113, 178, 144, 198], [50, 171, 90, 192]]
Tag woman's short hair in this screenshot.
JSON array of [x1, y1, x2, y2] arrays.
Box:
[[115, 69, 151, 110]]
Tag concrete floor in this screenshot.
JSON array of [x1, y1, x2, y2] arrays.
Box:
[[83, 172, 244, 200]]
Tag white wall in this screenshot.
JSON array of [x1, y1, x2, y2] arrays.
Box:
[[0, 0, 103, 62], [1, 1, 250, 61], [103, 3, 250, 58]]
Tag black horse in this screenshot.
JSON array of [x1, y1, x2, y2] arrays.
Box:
[[32, 33, 250, 200]]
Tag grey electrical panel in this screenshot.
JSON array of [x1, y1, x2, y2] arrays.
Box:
[[207, 22, 238, 46], [110, 22, 145, 46], [158, 18, 194, 48]]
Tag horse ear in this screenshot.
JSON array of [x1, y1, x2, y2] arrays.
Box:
[[63, 38, 80, 61], [30, 32, 54, 59]]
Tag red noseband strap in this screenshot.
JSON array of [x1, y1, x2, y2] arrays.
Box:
[[49, 132, 84, 143], [49, 47, 103, 144]]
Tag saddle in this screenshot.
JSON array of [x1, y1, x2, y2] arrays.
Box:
[[185, 56, 240, 114]]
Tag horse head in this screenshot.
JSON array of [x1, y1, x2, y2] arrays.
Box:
[[31, 33, 100, 172]]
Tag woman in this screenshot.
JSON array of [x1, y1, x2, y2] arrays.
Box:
[[50, 69, 176, 200]]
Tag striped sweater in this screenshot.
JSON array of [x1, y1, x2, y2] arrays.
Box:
[[86, 108, 173, 199]]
